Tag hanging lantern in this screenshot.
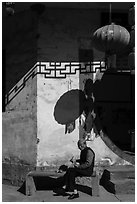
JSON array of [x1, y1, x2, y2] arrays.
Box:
[[92, 23, 130, 55], [128, 5, 135, 26], [128, 52, 135, 70]]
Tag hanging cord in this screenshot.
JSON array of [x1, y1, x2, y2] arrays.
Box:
[[105, 3, 112, 68], [109, 3, 112, 24]]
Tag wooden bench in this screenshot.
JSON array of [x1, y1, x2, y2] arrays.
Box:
[[26, 170, 100, 197]]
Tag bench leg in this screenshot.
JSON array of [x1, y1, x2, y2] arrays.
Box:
[[26, 176, 36, 196], [92, 176, 100, 197]]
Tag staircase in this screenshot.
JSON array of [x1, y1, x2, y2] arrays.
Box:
[[100, 165, 135, 194]]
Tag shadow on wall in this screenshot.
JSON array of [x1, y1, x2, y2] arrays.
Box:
[[53, 89, 86, 125], [93, 69, 135, 152], [53, 69, 135, 152]]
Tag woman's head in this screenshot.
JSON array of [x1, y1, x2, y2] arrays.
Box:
[[77, 139, 87, 150]]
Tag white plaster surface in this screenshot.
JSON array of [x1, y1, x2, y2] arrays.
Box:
[[36, 71, 127, 166], [37, 74, 81, 166], [3, 63, 132, 167], [87, 137, 123, 165]]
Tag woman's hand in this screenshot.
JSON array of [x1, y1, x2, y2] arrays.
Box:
[[74, 162, 80, 167], [70, 156, 75, 163]]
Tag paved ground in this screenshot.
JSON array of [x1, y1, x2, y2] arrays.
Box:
[[2, 184, 135, 202]]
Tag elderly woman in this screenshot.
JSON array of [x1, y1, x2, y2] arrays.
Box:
[[62, 139, 95, 200]]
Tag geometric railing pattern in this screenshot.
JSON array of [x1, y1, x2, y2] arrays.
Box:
[[6, 61, 132, 106], [37, 61, 106, 78], [5, 61, 106, 105]]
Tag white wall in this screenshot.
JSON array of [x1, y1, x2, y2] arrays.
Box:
[[37, 70, 80, 166], [36, 62, 130, 167]]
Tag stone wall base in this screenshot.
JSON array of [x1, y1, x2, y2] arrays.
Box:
[[2, 162, 35, 187]]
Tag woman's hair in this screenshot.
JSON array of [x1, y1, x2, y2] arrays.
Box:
[[77, 139, 87, 147]]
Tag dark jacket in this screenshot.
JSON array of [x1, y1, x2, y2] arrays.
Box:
[[77, 147, 95, 174]]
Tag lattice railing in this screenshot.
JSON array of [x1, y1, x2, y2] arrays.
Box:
[[5, 61, 107, 105]]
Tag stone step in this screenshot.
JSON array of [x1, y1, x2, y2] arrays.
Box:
[[111, 178, 135, 194], [100, 178, 135, 195], [109, 168, 135, 180], [102, 165, 135, 180], [100, 165, 135, 195], [106, 165, 135, 171], [110, 171, 134, 180]]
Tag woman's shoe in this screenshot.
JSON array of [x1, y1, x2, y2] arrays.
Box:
[[68, 193, 79, 200]]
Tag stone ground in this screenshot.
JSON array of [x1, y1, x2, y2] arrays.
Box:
[[2, 184, 135, 202]]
